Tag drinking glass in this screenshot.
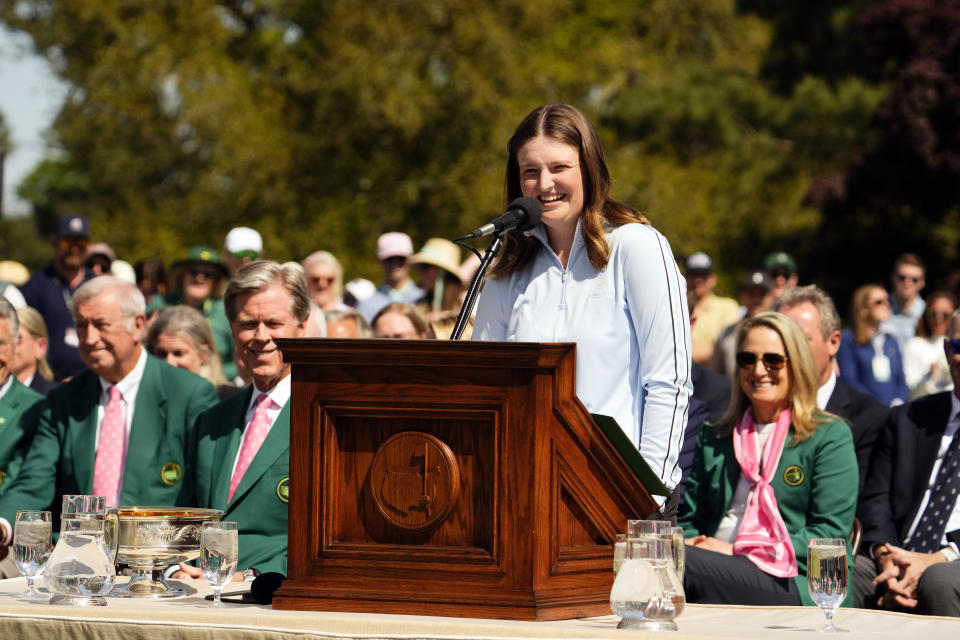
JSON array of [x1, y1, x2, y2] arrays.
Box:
[[610, 536, 685, 631], [201, 521, 238, 608], [13, 510, 53, 601], [670, 526, 685, 581], [45, 494, 115, 606], [807, 538, 849, 633], [614, 534, 627, 574], [627, 519, 673, 538]]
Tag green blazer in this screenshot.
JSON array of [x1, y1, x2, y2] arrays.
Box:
[[0, 377, 45, 495], [679, 416, 858, 607], [189, 386, 289, 575], [0, 353, 218, 525]]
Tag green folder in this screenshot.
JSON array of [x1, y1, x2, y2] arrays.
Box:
[[591, 413, 671, 498]]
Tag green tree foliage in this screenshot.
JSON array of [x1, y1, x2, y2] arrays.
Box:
[[1, 1, 883, 290], [804, 0, 960, 301]]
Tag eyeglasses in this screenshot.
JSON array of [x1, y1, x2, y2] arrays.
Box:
[[948, 339, 960, 355], [736, 351, 789, 370], [232, 250, 259, 261], [58, 238, 89, 251], [770, 269, 792, 279], [926, 310, 952, 320], [188, 266, 219, 279], [895, 273, 921, 284]]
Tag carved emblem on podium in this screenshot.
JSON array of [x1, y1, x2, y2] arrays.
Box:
[[369, 432, 460, 530]]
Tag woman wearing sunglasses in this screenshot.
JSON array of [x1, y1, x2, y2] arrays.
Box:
[[679, 311, 858, 606], [145, 246, 237, 382], [903, 292, 958, 400], [836, 284, 909, 407]]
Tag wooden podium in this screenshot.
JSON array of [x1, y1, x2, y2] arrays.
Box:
[[271, 338, 658, 620]]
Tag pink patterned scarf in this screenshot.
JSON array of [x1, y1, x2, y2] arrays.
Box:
[[731, 407, 798, 578]]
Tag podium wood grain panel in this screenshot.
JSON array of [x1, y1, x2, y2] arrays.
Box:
[[272, 338, 658, 620]]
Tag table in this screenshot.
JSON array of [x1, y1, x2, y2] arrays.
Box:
[[0, 577, 957, 639]]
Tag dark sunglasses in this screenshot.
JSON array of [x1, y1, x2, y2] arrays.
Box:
[[895, 273, 921, 284], [232, 250, 259, 261], [188, 266, 218, 278], [59, 238, 89, 250], [948, 339, 960, 355], [736, 351, 789, 370]]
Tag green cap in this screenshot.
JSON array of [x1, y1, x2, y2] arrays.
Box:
[[764, 251, 797, 274], [172, 245, 228, 277]]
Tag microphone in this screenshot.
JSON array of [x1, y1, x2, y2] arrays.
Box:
[[466, 197, 542, 238], [250, 572, 287, 604]]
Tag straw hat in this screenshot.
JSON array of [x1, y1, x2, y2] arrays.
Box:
[[0, 260, 30, 285], [409, 238, 462, 278]]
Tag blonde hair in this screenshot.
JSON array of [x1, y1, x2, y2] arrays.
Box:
[[16, 306, 54, 381], [145, 305, 229, 387], [849, 284, 885, 345], [302, 251, 344, 308], [715, 311, 835, 444]]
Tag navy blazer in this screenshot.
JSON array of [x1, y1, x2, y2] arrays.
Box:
[[858, 391, 954, 555], [825, 379, 889, 500]]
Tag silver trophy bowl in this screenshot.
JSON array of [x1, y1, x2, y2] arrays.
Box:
[[108, 506, 224, 598]]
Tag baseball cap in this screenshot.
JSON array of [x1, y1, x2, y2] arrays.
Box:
[[376, 232, 414, 261], [56, 214, 91, 239], [740, 270, 771, 292], [685, 252, 713, 273], [224, 227, 263, 254], [764, 251, 797, 274], [86, 242, 116, 262], [344, 278, 376, 303]]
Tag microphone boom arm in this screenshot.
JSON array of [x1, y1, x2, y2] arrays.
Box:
[[449, 233, 503, 341]]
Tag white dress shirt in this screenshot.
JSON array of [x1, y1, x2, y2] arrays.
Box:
[[903, 393, 960, 555], [0, 349, 148, 543]]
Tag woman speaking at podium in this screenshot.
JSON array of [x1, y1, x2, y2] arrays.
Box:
[[473, 103, 692, 515]]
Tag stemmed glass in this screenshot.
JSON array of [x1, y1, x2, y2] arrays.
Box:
[[807, 538, 849, 633], [13, 510, 53, 601], [201, 521, 238, 608]]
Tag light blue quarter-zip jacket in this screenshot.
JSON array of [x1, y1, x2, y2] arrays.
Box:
[[474, 221, 693, 493]]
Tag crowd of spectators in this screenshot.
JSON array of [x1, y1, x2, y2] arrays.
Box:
[[0, 212, 959, 616]]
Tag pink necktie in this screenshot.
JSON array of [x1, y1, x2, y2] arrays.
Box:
[[93, 386, 125, 507], [228, 393, 274, 502]]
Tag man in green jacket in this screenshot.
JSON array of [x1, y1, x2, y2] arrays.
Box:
[[0, 295, 45, 495], [0, 277, 218, 547], [177, 260, 307, 581], [0, 295, 45, 577]]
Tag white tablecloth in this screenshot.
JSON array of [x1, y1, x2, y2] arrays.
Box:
[[0, 577, 957, 639]]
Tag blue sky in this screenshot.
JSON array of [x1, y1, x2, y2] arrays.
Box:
[[0, 24, 67, 217]]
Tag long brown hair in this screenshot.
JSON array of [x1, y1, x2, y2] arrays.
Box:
[[916, 291, 958, 338], [491, 104, 649, 278]]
